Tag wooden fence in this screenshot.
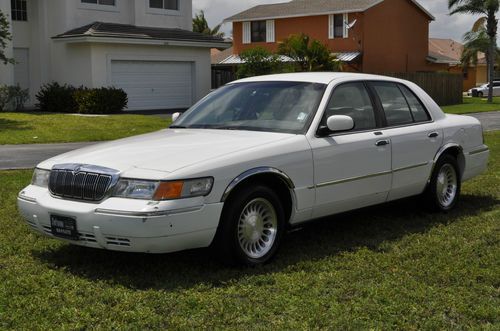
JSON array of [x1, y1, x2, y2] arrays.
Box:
[[210, 69, 463, 106], [382, 72, 463, 106]]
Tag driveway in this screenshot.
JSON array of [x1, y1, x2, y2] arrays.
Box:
[[0, 142, 97, 170], [466, 111, 500, 131], [1, 111, 498, 170]]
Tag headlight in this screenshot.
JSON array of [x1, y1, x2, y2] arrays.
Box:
[[32, 168, 50, 188], [113, 179, 160, 200], [113, 177, 213, 201]]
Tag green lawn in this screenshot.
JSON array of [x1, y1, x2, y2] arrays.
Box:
[[442, 97, 500, 114], [0, 133, 498, 329], [0, 112, 170, 145]]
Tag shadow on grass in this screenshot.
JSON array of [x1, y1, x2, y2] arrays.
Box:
[[33, 194, 499, 291], [0, 118, 31, 132]]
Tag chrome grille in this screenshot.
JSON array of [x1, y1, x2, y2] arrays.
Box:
[[49, 165, 118, 201]]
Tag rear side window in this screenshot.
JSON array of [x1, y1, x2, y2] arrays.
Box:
[[324, 82, 377, 131], [372, 82, 413, 126], [399, 85, 431, 122]]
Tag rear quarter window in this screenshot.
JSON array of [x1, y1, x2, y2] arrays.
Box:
[[399, 85, 431, 122]]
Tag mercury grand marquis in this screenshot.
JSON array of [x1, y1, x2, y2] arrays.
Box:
[[18, 73, 490, 265]]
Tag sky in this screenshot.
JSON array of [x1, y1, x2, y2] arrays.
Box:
[[192, 0, 485, 43]]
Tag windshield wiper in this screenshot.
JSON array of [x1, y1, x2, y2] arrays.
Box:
[[169, 125, 187, 129]]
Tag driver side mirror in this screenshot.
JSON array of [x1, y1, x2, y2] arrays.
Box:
[[171, 112, 181, 122], [326, 115, 355, 132]]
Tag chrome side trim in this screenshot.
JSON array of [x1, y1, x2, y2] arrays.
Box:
[[309, 162, 429, 190], [94, 206, 203, 218], [314, 170, 392, 189], [468, 146, 489, 156], [393, 162, 430, 173], [221, 167, 295, 202]]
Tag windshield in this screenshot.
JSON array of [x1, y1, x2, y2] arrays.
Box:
[[172, 81, 327, 134]]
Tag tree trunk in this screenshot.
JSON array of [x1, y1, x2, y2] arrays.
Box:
[[488, 40, 495, 103]]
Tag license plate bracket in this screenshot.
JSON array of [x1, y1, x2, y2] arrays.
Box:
[[50, 215, 79, 241]]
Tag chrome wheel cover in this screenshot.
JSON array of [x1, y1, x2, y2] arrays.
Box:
[[237, 198, 278, 259], [436, 163, 458, 208]]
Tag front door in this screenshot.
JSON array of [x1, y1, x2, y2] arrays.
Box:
[[308, 82, 392, 218]]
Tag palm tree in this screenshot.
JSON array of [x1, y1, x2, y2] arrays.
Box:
[[192, 10, 224, 38], [449, 0, 499, 102], [278, 34, 342, 72], [461, 18, 500, 67]]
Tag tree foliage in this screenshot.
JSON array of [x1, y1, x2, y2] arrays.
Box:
[[236, 47, 285, 78], [449, 0, 499, 102], [192, 10, 224, 38], [0, 9, 14, 65], [278, 34, 342, 72], [461, 18, 500, 67]]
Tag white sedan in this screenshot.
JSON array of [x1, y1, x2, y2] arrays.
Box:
[[18, 73, 490, 265]]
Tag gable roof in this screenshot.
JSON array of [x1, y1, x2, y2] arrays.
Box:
[[53, 22, 231, 48], [427, 38, 486, 66], [224, 0, 434, 22]]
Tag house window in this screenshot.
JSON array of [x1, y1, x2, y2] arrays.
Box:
[[11, 0, 27, 21], [329, 13, 348, 39], [149, 0, 179, 10], [81, 0, 116, 5], [334, 14, 344, 38], [251, 21, 267, 43]]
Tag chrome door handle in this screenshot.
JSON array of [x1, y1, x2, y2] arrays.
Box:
[[375, 139, 390, 147], [428, 132, 439, 138]]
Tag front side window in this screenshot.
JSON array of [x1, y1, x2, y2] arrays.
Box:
[[11, 0, 27, 21], [372, 82, 414, 126], [173, 82, 327, 134], [149, 0, 179, 10], [251, 21, 267, 43], [81, 0, 116, 5], [323, 82, 377, 131]]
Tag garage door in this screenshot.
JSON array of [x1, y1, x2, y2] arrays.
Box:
[[111, 60, 193, 110]]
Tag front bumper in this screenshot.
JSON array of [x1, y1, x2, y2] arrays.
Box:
[[17, 185, 223, 253]]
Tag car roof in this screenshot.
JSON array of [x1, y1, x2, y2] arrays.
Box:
[[231, 72, 404, 85]]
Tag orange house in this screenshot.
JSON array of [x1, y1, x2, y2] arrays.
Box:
[[223, 0, 438, 73]]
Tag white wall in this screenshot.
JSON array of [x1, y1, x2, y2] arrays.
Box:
[[8, 0, 205, 108], [0, 0, 14, 86]]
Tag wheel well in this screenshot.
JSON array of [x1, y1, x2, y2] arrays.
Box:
[[440, 146, 466, 178], [223, 173, 294, 224]]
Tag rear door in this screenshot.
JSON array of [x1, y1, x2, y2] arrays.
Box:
[[368, 82, 443, 201]]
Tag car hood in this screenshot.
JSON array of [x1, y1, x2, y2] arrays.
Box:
[[39, 129, 295, 176]]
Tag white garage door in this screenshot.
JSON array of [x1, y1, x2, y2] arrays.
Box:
[[111, 60, 193, 110]]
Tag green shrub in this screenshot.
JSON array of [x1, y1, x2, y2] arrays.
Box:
[[74, 87, 128, 114], [0, 84, 29, 111], [35, 82, 78, 113]]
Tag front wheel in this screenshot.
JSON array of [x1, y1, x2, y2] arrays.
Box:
[[215, 185, 285, 266], [424, 154, 461, 212], [478, 91, 484, 98]]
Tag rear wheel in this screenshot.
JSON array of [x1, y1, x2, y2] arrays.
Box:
[[424, 154, 461, 212], [478, 91, 484, 98], [215, 185, 285, 266]]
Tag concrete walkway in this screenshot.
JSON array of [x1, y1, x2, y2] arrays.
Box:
[[1, 111, 498, 170]]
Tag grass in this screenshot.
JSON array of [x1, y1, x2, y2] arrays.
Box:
[[0, 133, 498, 329], [0, 112, 170, 145], [442, 97, 500, 115]]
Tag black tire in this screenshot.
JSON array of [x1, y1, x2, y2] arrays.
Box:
[[214, 184, 285, 266], [424, 154, 461, 212], [478, 92, 484, 98]]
